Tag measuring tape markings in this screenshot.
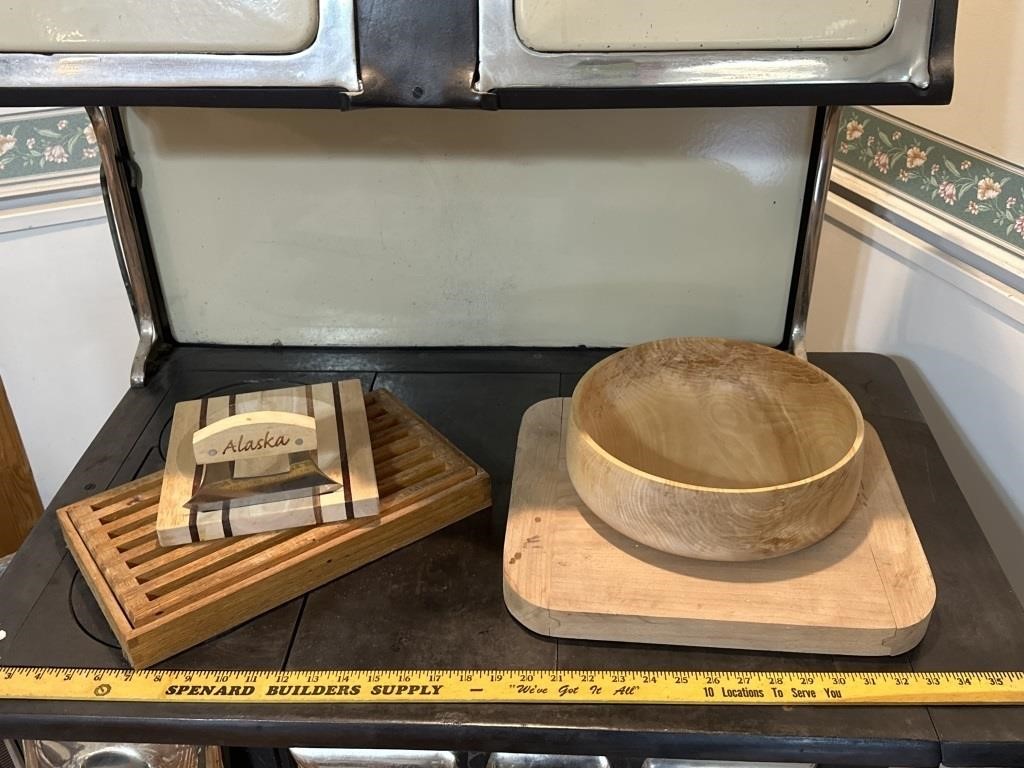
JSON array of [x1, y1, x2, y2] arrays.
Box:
[[3, 669, 1024, 705]]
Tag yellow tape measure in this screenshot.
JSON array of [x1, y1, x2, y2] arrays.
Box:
[[2, 669, 1024, 705]]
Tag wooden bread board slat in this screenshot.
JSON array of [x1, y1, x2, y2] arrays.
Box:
[[59, 389, 491, 669], [504, 398, 935, 656]]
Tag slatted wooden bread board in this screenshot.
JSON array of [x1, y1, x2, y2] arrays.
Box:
[[58, 389, 491, 669], [157, 379, 379, 546]]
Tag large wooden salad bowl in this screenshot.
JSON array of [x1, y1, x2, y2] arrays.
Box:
[[566, 337, 865, 561]]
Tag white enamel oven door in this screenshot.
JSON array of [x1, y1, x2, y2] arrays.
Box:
[[0, 0, 358, 93], [478, 0, 939, 93], [515, 0, 901, 52]]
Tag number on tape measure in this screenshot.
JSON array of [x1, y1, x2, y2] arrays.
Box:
[[1, 668, 1023, 706]]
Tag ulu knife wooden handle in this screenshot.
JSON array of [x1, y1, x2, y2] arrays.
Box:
[[192, 411, 318, 465]]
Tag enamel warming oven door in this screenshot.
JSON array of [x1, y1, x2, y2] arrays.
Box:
[[0, 0, 955, 107], [478, 0, 956, 107], [516, 0, 902, 51], [0, 0, 358, 104]]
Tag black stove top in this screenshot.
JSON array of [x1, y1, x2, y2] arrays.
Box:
[[0, 347, 1021, 767]]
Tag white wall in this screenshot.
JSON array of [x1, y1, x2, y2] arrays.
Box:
[[886, 0, 1024, 166], [810, 1, 1024, 602], [808, 192, 1024, 600], [0, 205, 138, 506]]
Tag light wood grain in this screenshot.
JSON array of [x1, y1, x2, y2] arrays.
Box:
[[567, 337, 865, 561], [0, 375, 43, 556], [506, 399, 934, 656], [59, 389, 491, 668], [229, 385, 308, 478], [157, 379, 380, 545], [338, 378, 380, 519], [192, 411, 318, 464]]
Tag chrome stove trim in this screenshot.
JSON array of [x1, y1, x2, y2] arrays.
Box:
[[88, 107, 159, 388], [0, 0, 359, 92], [477, 0, 934, 93], [290, 749, 457, 768], [791, 105, 842, 359], [2, 740, 24, 768], [487, 756, 610, 768]]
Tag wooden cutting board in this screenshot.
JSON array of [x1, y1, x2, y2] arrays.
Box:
[[59, 389, 491, 669], [504, 398, 935, 656], [157, 379, 379, 546]]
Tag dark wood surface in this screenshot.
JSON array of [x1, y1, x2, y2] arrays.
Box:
[[0, 347, 1021, 767]]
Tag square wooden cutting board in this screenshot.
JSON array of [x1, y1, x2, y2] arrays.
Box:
[[504, 398, 935, 656], [157, 379, 378, 546]]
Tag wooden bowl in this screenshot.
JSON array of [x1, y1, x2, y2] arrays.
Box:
[[566, 338, 864, 561]]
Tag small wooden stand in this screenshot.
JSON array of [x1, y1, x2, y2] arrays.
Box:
[[59, 390, 491, 668], [504, 399, 935, 656]]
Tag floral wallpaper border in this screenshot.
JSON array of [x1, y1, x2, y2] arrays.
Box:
[[835, 106, 1024, 260], [0, 108, 100, 186]]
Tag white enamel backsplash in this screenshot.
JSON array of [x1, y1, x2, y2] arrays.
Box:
[[515, 0, 900, 52], [0, 0, 317, 54], [124, 106, 816, 347]]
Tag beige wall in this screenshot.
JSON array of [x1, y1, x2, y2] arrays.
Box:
[[886, 1, 1024, 164]]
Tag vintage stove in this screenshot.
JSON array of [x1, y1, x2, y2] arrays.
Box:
[[6, 3, 1023, 768], [0, 0, 957, 385]]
